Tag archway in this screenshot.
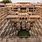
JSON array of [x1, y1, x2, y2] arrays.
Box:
[[17, 28, 30, 38]]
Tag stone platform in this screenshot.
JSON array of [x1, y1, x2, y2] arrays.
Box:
[[0, 37, 42, 42]]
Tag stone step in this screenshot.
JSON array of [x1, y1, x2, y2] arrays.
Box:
[[0, 20, 10, 36]]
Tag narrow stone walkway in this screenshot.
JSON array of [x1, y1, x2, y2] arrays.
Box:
[[0, 37, 42, 42]]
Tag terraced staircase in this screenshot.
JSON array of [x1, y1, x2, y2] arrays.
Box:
[[0, 7, 8, 37], [31, 19, 42, 37], [0, 6, 42, 42]]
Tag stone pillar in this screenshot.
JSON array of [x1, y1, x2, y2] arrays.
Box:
[[16, 22, 21, 30], [22, 21, 26, 29], [26, 22, 30, 30], [26, 8, 29, 12], [18, 8, 20, 12]]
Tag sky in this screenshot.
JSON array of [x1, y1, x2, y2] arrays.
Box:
[[11, 0, 42, 3], [0, 0, 42, 3]]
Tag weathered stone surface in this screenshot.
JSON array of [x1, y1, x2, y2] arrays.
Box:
[[0, 2, 42, 42]]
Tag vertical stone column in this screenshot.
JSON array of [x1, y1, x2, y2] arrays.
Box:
[[26, 21, 30, 30], [16, 22, 21, 30], [33, 6, 35, 14], [12, 22, 17, 38], [26, 8, 29, 12], [18, 8, 20, 12], [22, 21, 26, 29]]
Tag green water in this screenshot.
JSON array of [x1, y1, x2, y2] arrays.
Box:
[[17, 29, 30, 38]]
